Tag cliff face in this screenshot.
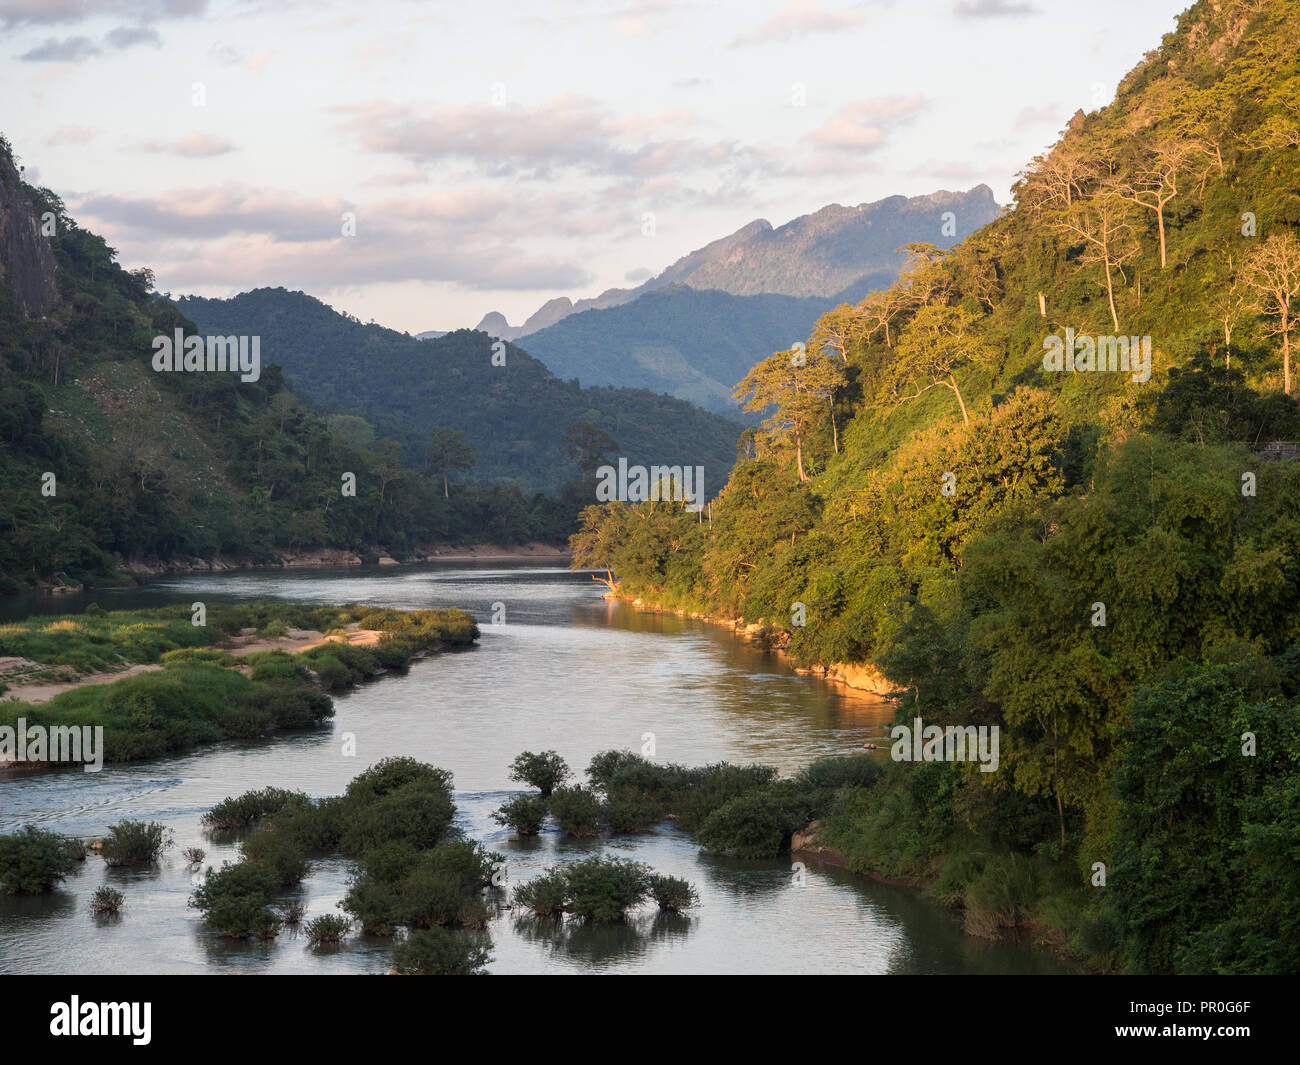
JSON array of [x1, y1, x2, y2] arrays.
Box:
[[0, 144, 58, 317]]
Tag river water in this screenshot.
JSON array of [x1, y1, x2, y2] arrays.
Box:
[[0, 563, 1070, 974]]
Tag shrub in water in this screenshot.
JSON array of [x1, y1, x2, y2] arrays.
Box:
[[202, 787, 309, 830], [491, 794, 548, 836], [101, 820, 173, 867], [673, 763, 779, 833], [586, 749, 646, 792], [646, 873, 698, 913], [304, 913, 351, 944], [183, 847, 206, 865], [189, 861, 282, 939], [0, 826, 78, 894], [508, 750, 569, 797], [511, 868, 569, 918], [696, 791, 806, 859], [391, 928, 492, 975], [548, 786, 602, 837], [275, 900, 307, 925], [563, 856, 650, 922], [600, 789, 663, 833], [240, 829, 308, 888], [90, 886, 125, 916], [275, 797, 345, 855]]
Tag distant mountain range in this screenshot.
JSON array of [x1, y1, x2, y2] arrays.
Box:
[[437, 186, 1001, 411]]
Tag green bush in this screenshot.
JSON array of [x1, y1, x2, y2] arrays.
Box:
[[549, 786, 602, 837], [311, 655, 353, 691], [275, 900, 307, 925], [188, 861, 282, 938], [90, 885, 125, 916], [304, 913, 351, 944], [586, 749, 646, 791], [508, 750, 569, 797], [161, 648, 234, 667], [600, 789, 663, 833], [646, 873, 699, 912], [0, 826, 78, 894], [696, 791, 806, 859], [202, 787, 309, 830], [491, 794, 548, 836], [391, 928, 492, 974], [563, 856, 651, 922], [240, 829, 308, 888], [511, 868, 569, 918], [248, 654, 310, 683], [673, 763, 779, 833], [275, 797, 345, 855], [101, 820, 172, 867]]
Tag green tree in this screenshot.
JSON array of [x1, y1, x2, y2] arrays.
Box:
[[426, 427, 477, 498]]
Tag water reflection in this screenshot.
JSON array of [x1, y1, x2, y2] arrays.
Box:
[[0, 563, 1069, 975]]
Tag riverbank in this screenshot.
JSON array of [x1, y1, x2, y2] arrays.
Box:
[[607, 590, 898, 698], [25, 543, 573, 593], [0, 603, 479, 768]]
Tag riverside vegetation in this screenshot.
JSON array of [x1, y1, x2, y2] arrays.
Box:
[[570, 0, 1300, 974], [0, 602, 477, 763]]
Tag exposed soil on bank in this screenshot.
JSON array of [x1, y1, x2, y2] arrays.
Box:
[[610, 591, 899, 700], [1, 624, 385, 705]]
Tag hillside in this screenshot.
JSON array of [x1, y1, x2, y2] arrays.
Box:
[[569, 0, 1300, 975], [0, 135, 645, 591], [178, 288, 743, 496], [517, 284, 846, 411]]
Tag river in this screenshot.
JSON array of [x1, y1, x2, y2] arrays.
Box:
[[0, 563, 1071, 974]]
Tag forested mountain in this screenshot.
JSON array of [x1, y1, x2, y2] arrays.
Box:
[[178, 288, 742, 495], [518, 284, 844, 411], [0, 135, 737, 591], [463, 188, 1001, 411], [570, 0, 1300, 974]]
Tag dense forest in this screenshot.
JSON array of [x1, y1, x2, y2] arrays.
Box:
[[177, 288, 743, 494], [570, 0, 1300, 973]]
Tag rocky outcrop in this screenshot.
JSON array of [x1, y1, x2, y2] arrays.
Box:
[[0, 141, 58, 317]]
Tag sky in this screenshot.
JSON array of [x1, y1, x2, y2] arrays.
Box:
[[2, 0, 1192, 334]]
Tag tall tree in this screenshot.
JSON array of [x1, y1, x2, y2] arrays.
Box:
[[426, 427, 477, 498], [561, 420, 619, 479], [1052, 191, 1139, 332], [886, 304, 991, 426], [734, 347, 844, 481], [1108, 139, 1206, 269], [1242, 232, 1300, 395]]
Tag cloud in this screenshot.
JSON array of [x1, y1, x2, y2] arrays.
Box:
[[133, 132, 238, 157], [68, 182, 605, 291], [19, 22, 166, 60], [19, 35, 100, 61], [332, 96, 766, 183], [733, 1, 865, 47], [0, 0, 206, 26], [624, 266, 653, 282], [802, 94, 927, 154], [105, 25, 161, 48], [953, 0, 1038, 17], [44, 124, 99, 146]]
